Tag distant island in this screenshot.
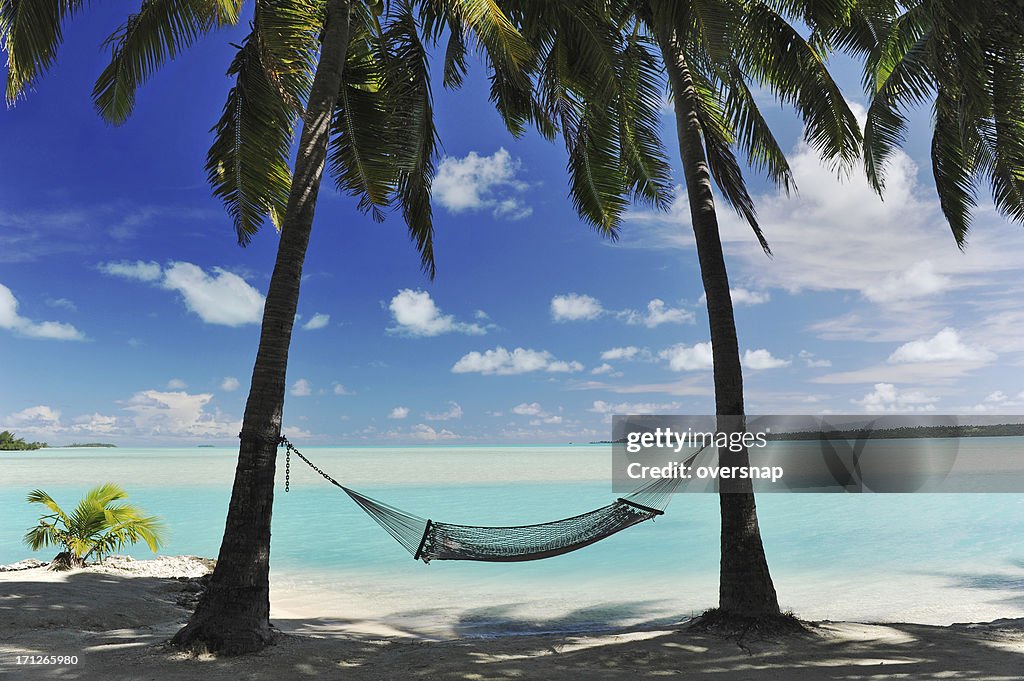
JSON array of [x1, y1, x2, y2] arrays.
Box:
[[0, 431, 46, 450], [594, 422, 1024, 445], [766, 423, 1024, 441], [60, 443, 118, 448]]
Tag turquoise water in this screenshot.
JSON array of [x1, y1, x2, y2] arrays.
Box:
[[2, 444, 1023, 637]]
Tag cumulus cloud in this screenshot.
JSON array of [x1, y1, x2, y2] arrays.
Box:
[[601, 346, 641, 361], [98, 260, 162, 282], [6, 405, 62, 426], [388, 289, 485, 336], [100, 260, 265, 326], [589, 400, 683, 420], [854, 383, 937, 413], [0, 283, 85, 340], [591, 363, 615, 375], [333, 383, 353, 396], [659, 342, 714, 371], [622, 299, 694, 327], [433, 148, 532, 220], [424, 401, 463, 421], [888, 328, 996, 364], [625, 143, 1024, 327], [221, 377, 240, 391], [452, 346, 583, 375], [123, 389, 238, 437], [552, 294, 692, 327], [799, 350, 832, 368], [166, 378, 187, 389], [302, 313, 330, 330], [290, 379, 312, 397], [388, 406, 410, 419], [161, 262, 265, 326], [512, 402, 544, 416], [743, 349, 791, 370], [551, 293, 604, 322], [389, 423, 458, 441]]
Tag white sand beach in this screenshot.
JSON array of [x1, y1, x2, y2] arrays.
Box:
[[1, 556, 1022, 680]]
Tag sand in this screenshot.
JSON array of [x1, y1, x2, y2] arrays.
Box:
[[1, 556, 1022, 680]]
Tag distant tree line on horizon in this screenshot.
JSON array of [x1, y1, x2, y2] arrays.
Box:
[[0, 431, 46, 450]]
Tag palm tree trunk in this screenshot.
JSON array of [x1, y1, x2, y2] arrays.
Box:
[[655, 27, 780, 618], [171, 0, 352, 655]]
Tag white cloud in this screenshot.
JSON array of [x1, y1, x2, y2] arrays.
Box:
[[388, 289, 484, 336], [452, 346, 583, 375], [0, 283, 85, 340], [730, 288, 771, 306], [743, 349, 791, 370], [302, 313, 330, 331], [397, 423, 458, 441], [123, 389, 238, 437], [433, 148, 532, 220], [333, 383, 353, 396], [699, 288, 771, 307], [659, 342, 714, 371], [100, 261, 265, 326], [388, 406, 410, 419], [221, 376, 240, 391], [424, 401, 463, 421], [601, 346, 641, 361], [623, 299, 694, 327], [888, 328, 996, 364], [799, 350, 832, 368], [512, 402, 544, 416], [45, 297, 77, 311], [625, 145, 1024, 314], [161, 262, 265, 326], [166, 378, 187, 389], [6, 405, 62, 426], [591, 363, 615, 375], [589, 400, 683, 416], [98, 260, 162, 282], [853, 383, 937, 413], [530, 415, 563, 425], [551, 293, 604, 322], [863, 261, 952, 304], [290, 379, 312, 397]]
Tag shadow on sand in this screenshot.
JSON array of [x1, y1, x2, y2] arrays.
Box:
[[1, 569, 1023, 680]]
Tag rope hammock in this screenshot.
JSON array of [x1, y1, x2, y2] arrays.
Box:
[[281, 437, 706, 563]]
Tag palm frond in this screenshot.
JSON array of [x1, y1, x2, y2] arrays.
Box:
[[863, 35, 933, 193], [1, 0, 86, 104], [93, 0, 240, 125], [382, 3, 439, 277], [617, 29, 673, 207], [740, 1, 861, 171], [689, 65, 771, 254], [931, 86, 978, 247], [207, 28, 298, 243], [328, 7, 397, 222]]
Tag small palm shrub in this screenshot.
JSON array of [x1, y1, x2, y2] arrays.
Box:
[[23, 483, 166, 570]]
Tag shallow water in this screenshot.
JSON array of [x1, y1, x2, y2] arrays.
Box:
[[2, 444, 1023, 637]]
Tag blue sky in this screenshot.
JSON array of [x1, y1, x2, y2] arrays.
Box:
[[3, 8, 1024, 446]]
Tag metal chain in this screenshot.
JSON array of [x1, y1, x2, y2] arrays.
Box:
[[279, 435, 345, 491]]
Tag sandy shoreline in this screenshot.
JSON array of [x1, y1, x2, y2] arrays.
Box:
[[1, 556, 1022, 680]]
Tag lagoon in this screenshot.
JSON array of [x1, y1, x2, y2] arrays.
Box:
[[3, 443, 1023, 637]]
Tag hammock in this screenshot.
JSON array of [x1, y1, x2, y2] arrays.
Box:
[[282, 438, 703, 563]]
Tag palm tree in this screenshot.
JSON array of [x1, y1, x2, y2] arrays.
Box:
[[502, 0, 861, 619], [4, 0, 531, 653], [831, 0, 1024, 244], [23, 483, 166, 570]]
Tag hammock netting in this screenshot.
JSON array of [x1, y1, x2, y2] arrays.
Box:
[[283, 438, 702, 564]]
